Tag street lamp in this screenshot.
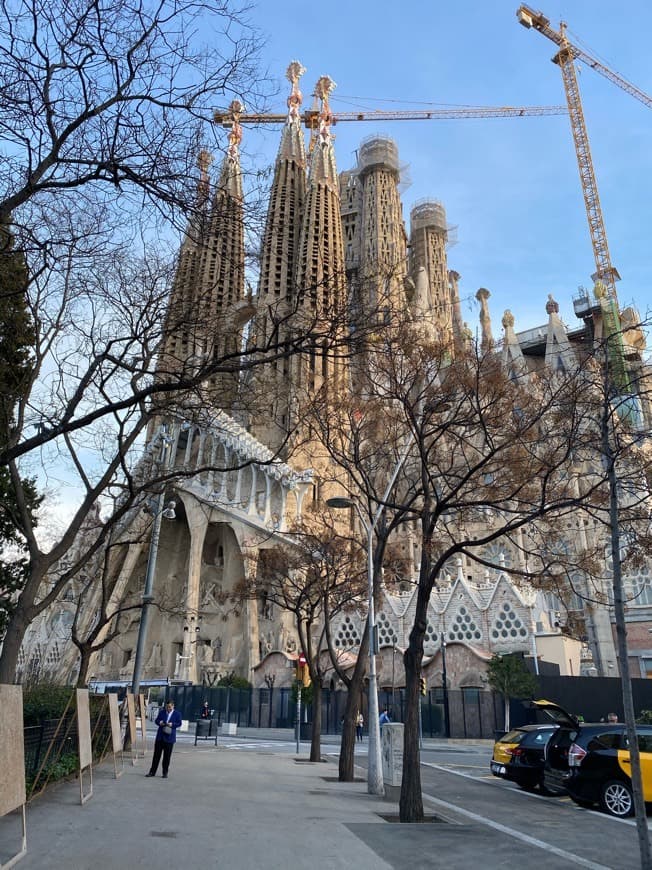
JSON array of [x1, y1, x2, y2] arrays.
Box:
[[131, 427, 175, 698], [327, 494, 384, 795], [327, 443, 414, 797], [440, 633, 450, 738]]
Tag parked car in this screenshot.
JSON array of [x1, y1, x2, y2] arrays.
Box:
[[533, 699, 652, 817], [490, 724, 558, 792]]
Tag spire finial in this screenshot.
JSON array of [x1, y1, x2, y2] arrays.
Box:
[[545, 293, 559, 314], [286, 61, 306, 123], [227, 99, 244, 162], [314, 75, 337, 146]]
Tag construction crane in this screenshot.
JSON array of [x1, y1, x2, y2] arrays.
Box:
[[214, 104, 568, 129], [517, 5, 636, 393], [516, 6, 652, 110]]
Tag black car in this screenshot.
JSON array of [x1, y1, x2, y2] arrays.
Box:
[[490, 724, 558, 792], [533, 699, 652, 817]]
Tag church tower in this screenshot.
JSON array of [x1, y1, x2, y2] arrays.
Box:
[[158, 104, 247, 414], [288, 75, 347, 435], [249, 62, 308, 453], [409, 200, 453, 346]]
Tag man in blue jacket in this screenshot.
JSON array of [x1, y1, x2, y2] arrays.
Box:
[[146, 700, 183, 778]]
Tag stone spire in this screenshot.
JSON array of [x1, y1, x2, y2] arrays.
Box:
[[352, 136, 408, 327], [501, 309, 527, 377], [158, 104, 246, 412], [157, 149, 214, 385], [449, 270, 468, 355], [544, 293, 576, 374], [195, 101, 247, 410], [294, 74, 345, 316], [409, 200, 452, 344], [248, 63, 309, 451], [290, 73, 346, 431], [476, 287, 493, 354]]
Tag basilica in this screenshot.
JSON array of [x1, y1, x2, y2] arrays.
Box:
[[16, 63, 652, 694]]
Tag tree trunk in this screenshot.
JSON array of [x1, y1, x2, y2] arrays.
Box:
[[339, 621, 369, 781], [0, 605, 30, 683], [399, 583, 428, 822], [76, 646, 92, 688], [504, 694, 510, 732], [310, 679, 322, 762]]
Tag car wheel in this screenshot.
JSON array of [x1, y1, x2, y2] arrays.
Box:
[[599, 780, 634, 818], [517, 780, 537, 792]]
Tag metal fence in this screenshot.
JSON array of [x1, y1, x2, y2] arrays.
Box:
[[163, 685, 502, 739]]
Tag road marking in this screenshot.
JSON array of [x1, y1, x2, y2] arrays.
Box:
[[422, 792, 612, 870], [423, 761, 638, 824]]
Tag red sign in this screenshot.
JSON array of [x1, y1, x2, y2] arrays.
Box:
[[298, 653, 306, 665]]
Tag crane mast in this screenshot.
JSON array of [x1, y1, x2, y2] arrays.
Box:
[[517, 5, 631, 393]]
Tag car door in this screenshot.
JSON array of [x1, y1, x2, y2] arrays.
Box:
[[619, 732, 652, 801], [530, 699, 580, 729]]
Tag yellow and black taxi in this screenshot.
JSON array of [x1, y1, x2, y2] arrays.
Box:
[[490, 724, 558, 791], [534, 699, 652, 817]]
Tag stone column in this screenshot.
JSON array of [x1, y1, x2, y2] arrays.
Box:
[[241, 545, 260, 677], [178, 495, 209, 683]]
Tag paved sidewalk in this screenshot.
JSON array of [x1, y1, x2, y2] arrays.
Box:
[[0, 736, 572, 870]]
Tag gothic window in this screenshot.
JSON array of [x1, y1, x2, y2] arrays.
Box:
[[376, 612, 397, 646], [479, 542, 514, 572], [625, 566, 652, 607], [424, 619, 441, 652], [491, 602, 528, 641], [447, 606, 482, 643], [438, 556, 459, 581], [334, 615, 362, 649]]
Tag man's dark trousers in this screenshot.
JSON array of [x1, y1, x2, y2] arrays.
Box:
[[149, 739, 173, 776]]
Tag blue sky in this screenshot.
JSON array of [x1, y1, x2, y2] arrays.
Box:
[[235, 0, 652, 336]]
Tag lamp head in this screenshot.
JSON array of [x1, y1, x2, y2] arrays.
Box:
[[326, 496, 355, 510]]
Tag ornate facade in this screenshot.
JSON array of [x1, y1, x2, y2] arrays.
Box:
[[17, 62, 652, 691]]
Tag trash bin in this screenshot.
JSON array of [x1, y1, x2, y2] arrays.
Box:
[[194, 719, 211, 745]]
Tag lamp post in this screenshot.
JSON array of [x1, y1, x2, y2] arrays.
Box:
[[440, 633, 450, 738], [328, 494, 384, 794], [131, 427, 175, 698], [392, 644, 397, 714], [326, 439, 413, 796]]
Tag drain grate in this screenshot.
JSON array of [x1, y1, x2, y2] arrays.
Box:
[[150, 831, 178, 838]]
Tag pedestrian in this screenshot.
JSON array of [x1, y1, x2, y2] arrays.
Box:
[[379, 708, 391, 725], [146, 700, 182, 779], [200, 701, 211, 719], [607, 712, 618, 723], [356, 712, 364, 741]]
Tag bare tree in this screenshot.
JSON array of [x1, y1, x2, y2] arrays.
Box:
[[0, 0, 269, 240], [308, 318, 636, 821], [245, 523, 366, 761]]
